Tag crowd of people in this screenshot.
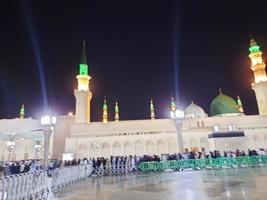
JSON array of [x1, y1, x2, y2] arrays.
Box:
[[63, 148, 267, 170], [1, 148, 266, 176], [0, 160, 43, 176], [0, 159, 62, 176]]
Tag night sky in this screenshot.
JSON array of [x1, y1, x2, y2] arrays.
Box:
[[0, 0, 267, 121]]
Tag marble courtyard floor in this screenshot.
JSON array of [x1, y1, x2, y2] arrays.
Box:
[[54, 167, 267, 200]]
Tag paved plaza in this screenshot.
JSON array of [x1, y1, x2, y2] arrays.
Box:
[[54, 167, 267, 200]]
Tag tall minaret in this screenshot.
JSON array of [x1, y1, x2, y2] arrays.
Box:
[[170, 96, 177, 119], [115, 100, 119, 122], [150, 99, 155, 119], [74, 40, 92, 123], [248, 38, 267, 115], [171, 96, 176, 112], [103, 97, 108, 123], [20, 104, 25, 119]]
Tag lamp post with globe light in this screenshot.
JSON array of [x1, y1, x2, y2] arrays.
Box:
[[41, 114, 56, 167], [6, 141, 15, 151], [6, 140, 15, 161], [34, 140, 42, 159], [170, 97, 185, 153]]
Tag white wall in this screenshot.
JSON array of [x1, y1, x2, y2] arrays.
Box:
[[65, 132, 178, 159], [0, 139, 41, 161], [52, 115, 75, 159], [56, 115, 267, 159]]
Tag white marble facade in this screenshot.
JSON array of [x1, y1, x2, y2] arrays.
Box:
[[0, 114, 266, 161], [52, 114, 267, 159], [61, 119, 179, 159]]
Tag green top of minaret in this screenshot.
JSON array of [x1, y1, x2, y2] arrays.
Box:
[[249, 38, 260, 53], [79, 40, 89, 75], [150, 99, 154, 112], [171, 96, 176, 111], [103, 98, 108, 110], [115, 101, 119, 113], [20, 104, 25, 118]]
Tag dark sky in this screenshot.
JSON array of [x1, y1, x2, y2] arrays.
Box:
[[0, 0, 267, 121]]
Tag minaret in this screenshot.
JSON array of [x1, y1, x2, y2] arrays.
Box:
[[115, 100, 119, 122], [170, 96, 177, 119], [103, 97, 108, 123], [219, 88, 222, 94], [74, 40, 92, 123], [237, 96, 244, 113], [20, 104, 25, 119], [248, 38, 267, 115], [150, 99, 155, 119], [171, 96, 176, 112]]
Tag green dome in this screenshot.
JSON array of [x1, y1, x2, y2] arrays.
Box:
[[210, 92, 239, 116]]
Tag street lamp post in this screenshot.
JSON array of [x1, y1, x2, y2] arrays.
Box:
[[41, 115, 56, 167], [170, 109, 185, 153]]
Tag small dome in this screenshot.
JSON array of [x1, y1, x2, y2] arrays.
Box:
[[185, 101, 207, 118], [210, 91, 240, 117]]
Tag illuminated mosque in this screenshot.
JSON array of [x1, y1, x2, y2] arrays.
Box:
[[0, 38, 267, 161]]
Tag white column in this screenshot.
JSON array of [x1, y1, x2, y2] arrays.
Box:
[[43, 129, 52, 167], [252, 82, 267, 115], [174, 120, 184, 153], [74, 89, 92, 123]]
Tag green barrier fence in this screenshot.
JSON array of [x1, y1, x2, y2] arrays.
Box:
[[138, 155, 267, 171]]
